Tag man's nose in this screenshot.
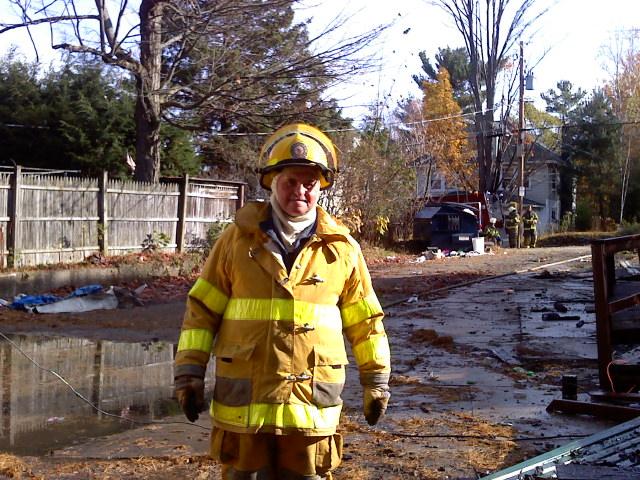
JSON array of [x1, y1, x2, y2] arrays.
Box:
[[293, 182, 306, 195]]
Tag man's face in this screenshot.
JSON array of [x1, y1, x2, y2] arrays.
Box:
[[274, 166, 321, 216]]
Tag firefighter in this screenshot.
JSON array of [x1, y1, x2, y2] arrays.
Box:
[[505, 203, 521, 248], [483, 217, 502, 247], [523, 205, 539, 248], [174, 123, 391, 479]]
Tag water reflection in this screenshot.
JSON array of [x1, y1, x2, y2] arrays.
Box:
[[0, 335, 202, 455]]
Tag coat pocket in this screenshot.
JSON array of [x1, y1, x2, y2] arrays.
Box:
[[312, 347, 348, 407], [213, 343, 255, 406]]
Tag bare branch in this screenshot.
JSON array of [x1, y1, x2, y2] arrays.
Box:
[[0, 14, 99, 34]]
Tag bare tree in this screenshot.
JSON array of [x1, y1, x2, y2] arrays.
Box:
[[602, 30, 640, 223], [430, 0, 547, 194], [2, 0, 383, 182]]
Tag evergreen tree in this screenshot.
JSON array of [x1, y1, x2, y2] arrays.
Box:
[[564, 90, 622, 223], [0, 54, 202, 177], [541, 80, 587, 217], [412, 47, 474, 112], [0, 53, 46, 167]]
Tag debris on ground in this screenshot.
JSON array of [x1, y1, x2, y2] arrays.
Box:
[[4, 284, 107, 313], [0, 284, 150, 313]]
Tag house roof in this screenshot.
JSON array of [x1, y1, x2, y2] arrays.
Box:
[[504, 141, 567, 167], [504, 197, 545, 208]]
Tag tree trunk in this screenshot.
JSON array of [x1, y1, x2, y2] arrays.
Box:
[[619, 135, 632, 224], [134, 0, 164, 183], [475, 112, 494, 193]]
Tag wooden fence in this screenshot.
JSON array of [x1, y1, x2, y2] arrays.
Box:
[[0, 167, 245, 268]]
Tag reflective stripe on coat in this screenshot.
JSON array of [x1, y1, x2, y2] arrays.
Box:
[[175, 202, 390, 435]]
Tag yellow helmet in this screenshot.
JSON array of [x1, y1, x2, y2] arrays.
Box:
[[258, 123, 338, 190]]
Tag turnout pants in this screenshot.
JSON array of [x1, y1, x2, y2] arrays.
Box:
[[211, 427, 343, 479], [523, 229, 537, 248]]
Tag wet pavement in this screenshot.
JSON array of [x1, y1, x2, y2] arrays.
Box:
[[377, 260, 616, 457], [0, 336, 211, 456]]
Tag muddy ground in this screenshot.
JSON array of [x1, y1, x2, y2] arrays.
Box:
[[0, 245, 625, 479]]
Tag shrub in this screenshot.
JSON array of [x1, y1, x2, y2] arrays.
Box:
[[141, 231, 171, 252], [575, 202, 592, 231], [618, 221, 640, 236]]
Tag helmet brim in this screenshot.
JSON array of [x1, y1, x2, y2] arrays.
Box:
[[259, 160, 334, 190]]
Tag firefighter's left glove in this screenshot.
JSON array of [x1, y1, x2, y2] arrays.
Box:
[[363, 385, 390, 426], [174, 375, 205, 422]]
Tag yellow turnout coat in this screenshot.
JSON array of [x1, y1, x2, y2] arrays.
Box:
[[175, 202, 391, 436]]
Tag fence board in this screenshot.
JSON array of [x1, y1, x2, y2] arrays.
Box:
[[1, 170, 243, 268], [107, 179, 180, 254], [0, 174, 10, 268], [184, 183, 238, 249]]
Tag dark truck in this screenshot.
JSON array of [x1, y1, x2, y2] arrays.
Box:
[[413, 202, 482, 251]]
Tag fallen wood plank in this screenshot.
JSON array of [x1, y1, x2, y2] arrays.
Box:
[[547, 399, 640, 421]]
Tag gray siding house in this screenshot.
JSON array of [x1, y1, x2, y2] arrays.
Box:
[[415, 142, 564, 235]]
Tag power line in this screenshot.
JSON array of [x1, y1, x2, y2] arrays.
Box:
[[524, 118, 640, 132]]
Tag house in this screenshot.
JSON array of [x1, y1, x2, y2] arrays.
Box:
[[499, 142, 564, 235], [415, 141, 565, 235]]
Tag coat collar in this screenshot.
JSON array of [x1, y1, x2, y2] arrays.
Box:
[[235, 201, 351, 240]]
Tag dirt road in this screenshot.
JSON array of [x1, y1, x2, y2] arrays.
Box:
[[1, 245, 615, 479]]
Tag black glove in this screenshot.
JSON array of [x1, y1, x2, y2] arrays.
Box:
[[174, 375, 205, 422], [363, 386, 390, 426]]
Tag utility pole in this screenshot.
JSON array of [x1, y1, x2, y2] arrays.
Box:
[[517, 40, 525, 249]]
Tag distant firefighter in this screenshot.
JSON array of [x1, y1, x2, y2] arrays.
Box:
[[523, 205, 539, 248], [482, 217, 502, 247], [505, 203, 521, 248]]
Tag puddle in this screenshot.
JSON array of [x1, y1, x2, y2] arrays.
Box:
[[0, 335, 208, 455]]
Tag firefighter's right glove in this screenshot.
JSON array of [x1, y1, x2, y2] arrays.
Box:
[[363, 385, 390, 426], [174, 375, 205, 422]]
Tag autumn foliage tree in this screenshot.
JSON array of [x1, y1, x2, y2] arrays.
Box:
[[396, 67, 476, 201], [419, 68, 476, 192], [603, 34, 640, 222]]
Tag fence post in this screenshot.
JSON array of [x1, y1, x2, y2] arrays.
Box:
[[98, 171, 109, 256], [236, 183, 245, 210], [176, 174, 190, 252], [7, 165, 22, 268]]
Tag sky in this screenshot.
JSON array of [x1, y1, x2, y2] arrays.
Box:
[[296, 0, 640, 120], [1, 0, 638, 123]]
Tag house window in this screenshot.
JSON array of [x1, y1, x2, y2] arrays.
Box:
[[430, 176, 444, 192], [551, 208, 557, 221], [550, 166, 558, 193]]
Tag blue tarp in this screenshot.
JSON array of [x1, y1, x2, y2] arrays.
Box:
[[9, 284, 104, 310]]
